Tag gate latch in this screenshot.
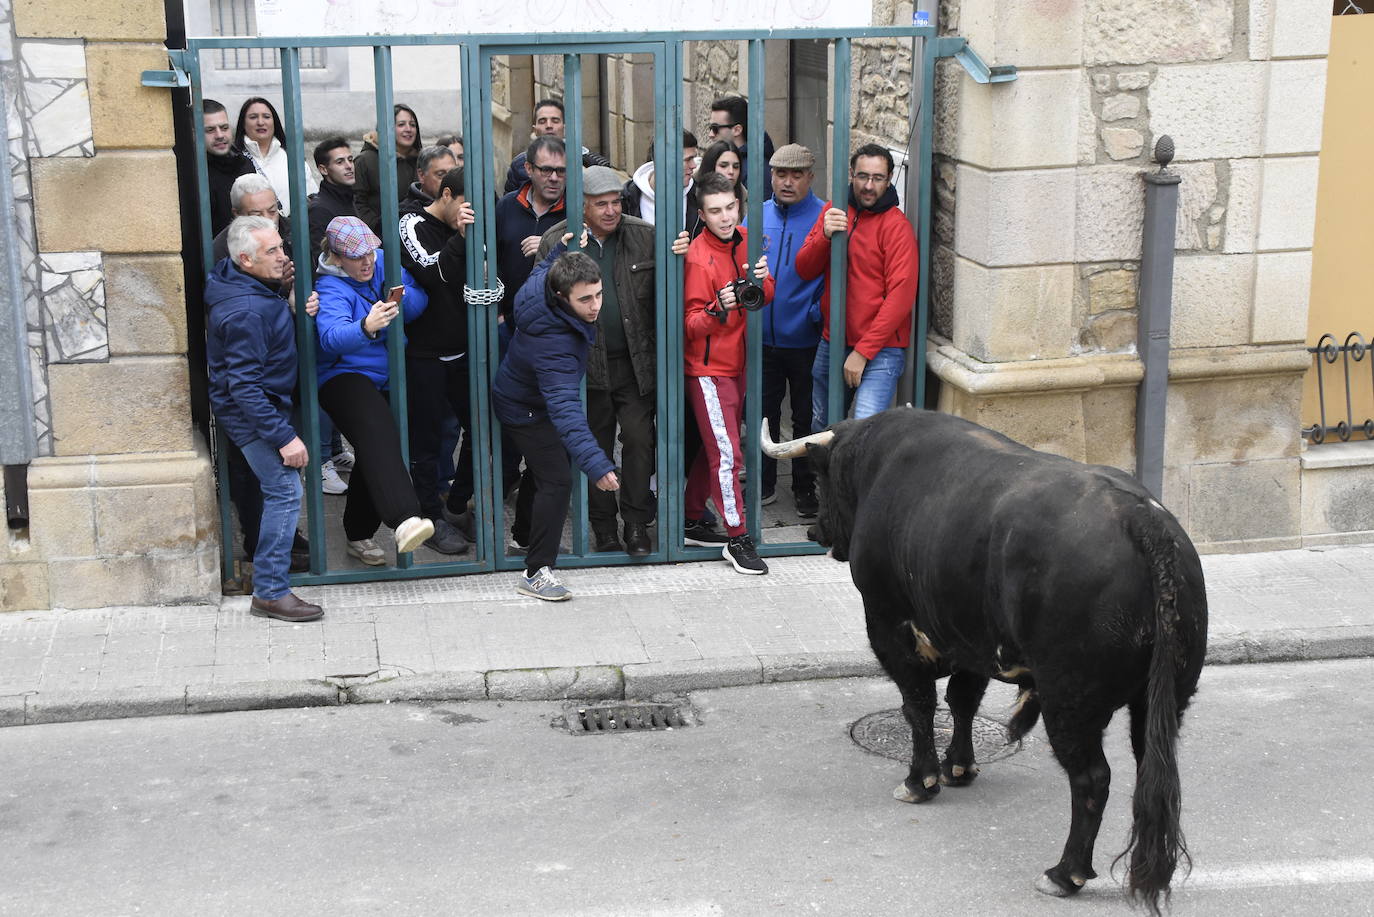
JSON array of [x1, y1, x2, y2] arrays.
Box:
[[141, 49, 191, 89]]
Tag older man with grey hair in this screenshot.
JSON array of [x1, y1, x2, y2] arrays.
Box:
[[212, 173, 293, 275], [537, 165, 658, 556], [205, 215, 323, 623], [400, 144, 458, 216]]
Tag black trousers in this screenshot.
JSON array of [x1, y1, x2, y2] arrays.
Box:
[[406, 354, 474, 520], [586, 354, 656, 530], [507, 417, 570, 574], [318, 373, 422, 541], [761, 343, 818, 496]]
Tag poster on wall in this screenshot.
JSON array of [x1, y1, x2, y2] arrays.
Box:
[[254, 0, 865, 37]]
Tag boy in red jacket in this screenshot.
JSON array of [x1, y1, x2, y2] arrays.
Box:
[[682, 172, 775, 574]]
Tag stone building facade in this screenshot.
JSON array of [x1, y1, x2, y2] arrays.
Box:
[[924, 0, 1332, 554], [1, 0, 217, 611], [0, 0, 1346, 610]]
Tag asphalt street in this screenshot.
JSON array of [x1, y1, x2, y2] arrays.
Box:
[[1, 658, 1372, 916]]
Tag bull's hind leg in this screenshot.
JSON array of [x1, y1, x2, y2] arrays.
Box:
[[865, 615, 943, 803], [940, 670, 988, 787], [1035, 699, 1113, 898]]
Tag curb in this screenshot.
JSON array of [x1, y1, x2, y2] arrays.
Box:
[[3, 634, 1371, 728]]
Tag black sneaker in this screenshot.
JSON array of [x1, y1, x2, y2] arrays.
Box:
[[724, 534, 768, 575], [795, 490, 819, 519], [684, 518, 729, 546], [761, 489, 778, 506]]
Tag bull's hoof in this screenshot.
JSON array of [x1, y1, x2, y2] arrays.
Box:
[[1034, 869, 1086, 898], [892, 776, 940, 804], [939, 760, 980, 787]]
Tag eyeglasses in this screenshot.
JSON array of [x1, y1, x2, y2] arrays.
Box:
[[529, 164, 567, 177], [707, 122, 738, 135], [852, 172, 890, 186]]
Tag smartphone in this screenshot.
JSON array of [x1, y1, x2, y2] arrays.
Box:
[[387, 285, 405, 304]]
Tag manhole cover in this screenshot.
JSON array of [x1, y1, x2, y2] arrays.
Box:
[[558, 701, 696, 735], [850, 708, 1028, 764]]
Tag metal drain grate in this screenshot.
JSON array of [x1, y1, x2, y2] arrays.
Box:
[[560, 701, 695, 735], [850, 708, 1028, 763]]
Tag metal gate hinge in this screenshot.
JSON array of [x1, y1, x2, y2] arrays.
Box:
[[141, 49, 191, 89], [933, 37, 1017, 84]]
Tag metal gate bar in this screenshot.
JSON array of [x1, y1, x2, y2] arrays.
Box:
[[170, 23, 1005, 584]]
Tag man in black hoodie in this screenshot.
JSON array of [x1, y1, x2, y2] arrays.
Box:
[[400, 167, 476, 554], [204, 99, 256, 237], [307, 137, 357, 268]]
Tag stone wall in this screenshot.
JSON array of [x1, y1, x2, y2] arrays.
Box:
[[929, 0, 1333, 553], [1, 0, 216, 610]]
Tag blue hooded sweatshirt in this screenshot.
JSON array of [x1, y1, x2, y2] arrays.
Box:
[[492, 246, 615, 482], [760, 191, 825, 349], [314, 248, 428, 390], [204, 257, 299, 450]]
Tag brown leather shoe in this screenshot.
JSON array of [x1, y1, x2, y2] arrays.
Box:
[[250, 592, 324, 622]]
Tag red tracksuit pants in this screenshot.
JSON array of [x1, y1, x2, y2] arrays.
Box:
[[685, 373, 747, 537]]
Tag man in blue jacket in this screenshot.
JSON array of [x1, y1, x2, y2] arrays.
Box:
[[492, 247, 620, 601], [205, 216, 324, 622], [759, 144, 825, 519]]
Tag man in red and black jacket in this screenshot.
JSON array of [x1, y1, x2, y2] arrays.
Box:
[[682, 172, 775, 576], [795, 143, 918, 426]]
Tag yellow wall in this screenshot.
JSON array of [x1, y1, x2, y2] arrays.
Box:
[[1305, 14, 1374, 440]]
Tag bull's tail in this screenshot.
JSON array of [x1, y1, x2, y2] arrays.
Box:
[[1118, 509, 1192, 915]]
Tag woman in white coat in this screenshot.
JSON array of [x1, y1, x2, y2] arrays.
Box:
[[234, 96, 318, 218]]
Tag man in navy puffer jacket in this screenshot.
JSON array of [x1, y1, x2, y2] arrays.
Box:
[[206, 216, 323, 622], [493, 246, 619, 601]]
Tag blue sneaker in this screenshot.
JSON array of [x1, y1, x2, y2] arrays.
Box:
[[517, 565, 571, 601]]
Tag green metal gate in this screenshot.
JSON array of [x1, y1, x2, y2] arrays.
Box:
[[157, 25, 1012, 586]]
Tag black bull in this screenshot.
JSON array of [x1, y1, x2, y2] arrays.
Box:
[[763, 408, 1207, 913]]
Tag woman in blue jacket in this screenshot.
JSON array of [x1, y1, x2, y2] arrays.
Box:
[[492, 246, 619, 601], [315, 216, 434, 565]]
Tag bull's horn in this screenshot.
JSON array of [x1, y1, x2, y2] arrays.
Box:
[[760, 420, 834, 459]]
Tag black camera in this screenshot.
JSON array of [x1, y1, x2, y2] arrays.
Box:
[[723, 278, 766, 311]]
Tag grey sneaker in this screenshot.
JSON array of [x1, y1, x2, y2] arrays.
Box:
[[517, 565, 571, 601], [423, 518, 469, 555], [320, 460, 348, 495]]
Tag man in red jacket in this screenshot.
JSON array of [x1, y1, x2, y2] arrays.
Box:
[[795, 143, 918, 426], [682, 173, 775, 575]]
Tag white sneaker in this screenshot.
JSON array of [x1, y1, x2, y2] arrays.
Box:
[[321, 460, 348, 495], [394, 516, 435, 554], [346, 538, 385, 566], [331, 450, 355, 472]]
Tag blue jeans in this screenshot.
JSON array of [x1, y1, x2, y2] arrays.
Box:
[[811, 339, 905, 427], [237, 436, 303, 601]]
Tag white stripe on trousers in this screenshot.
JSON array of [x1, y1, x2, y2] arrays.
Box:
[[696, 376, 742, 529]]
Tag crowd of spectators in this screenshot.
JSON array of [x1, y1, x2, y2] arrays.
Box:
[[201, 91, 918, 616]]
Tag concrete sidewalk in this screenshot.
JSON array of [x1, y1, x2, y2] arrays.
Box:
[[2, 544, 1372, 728]]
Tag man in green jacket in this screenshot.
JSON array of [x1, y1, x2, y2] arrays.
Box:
[[537, 166, 657, 556]]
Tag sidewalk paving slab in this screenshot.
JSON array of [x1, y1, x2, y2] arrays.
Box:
[[2, 545, 1373, 727]]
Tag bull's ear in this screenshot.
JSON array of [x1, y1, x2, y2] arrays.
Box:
[[806, 442, 831, 473]]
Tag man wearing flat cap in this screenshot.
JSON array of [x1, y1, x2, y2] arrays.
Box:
[[760, 144, 826, 521], [537, 165, 658, 556]]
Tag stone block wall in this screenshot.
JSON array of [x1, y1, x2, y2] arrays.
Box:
[[1, 0, 217, 610], [927, 0, 1332, 553]]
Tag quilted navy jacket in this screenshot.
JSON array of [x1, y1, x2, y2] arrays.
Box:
[[491, 246, 615, 481]]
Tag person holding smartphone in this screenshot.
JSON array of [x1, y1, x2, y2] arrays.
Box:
[[315, 216, 435, 566]]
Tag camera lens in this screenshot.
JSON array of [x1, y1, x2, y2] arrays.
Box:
[[737, 281, 765, 311]]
